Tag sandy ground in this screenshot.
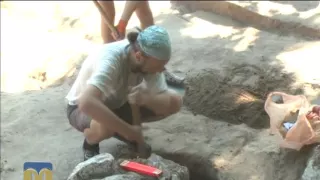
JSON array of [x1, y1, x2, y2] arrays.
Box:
[[231, 1, 320, 30], [1, 1, 320, 180]]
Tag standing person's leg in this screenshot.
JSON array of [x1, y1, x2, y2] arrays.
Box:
[[135, 1, 154, 29], [98, 1, 116, 43]]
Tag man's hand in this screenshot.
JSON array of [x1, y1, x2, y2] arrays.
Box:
[[127, 82, 150, 106], [112, 1, 141, 41], [130, 125, 152, 158], [129, 125, 144, 143], [112, 19, 128, 41]]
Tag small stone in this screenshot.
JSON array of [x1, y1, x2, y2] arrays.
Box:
[[67, 153, 115, 180]]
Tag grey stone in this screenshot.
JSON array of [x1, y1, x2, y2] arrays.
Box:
[[68, 152, 189, 180], [67, 153, 115, 180], [146, 153, 189, 180], [302, 145, 320, 180], [102, 173, 144, 180]]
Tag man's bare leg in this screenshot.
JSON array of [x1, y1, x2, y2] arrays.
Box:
[[83, 108, 162, 146], [84, 120, 114, 145], [135, 1, 154, 29], [120, 2, 140, 23], [98, 1, 116, 43]]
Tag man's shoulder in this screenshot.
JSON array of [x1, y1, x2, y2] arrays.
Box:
[[101, 39, 130, 52], [87, 40, 128, 61]]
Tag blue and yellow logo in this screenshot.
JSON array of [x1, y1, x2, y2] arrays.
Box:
[[23, 162, 53, 180]]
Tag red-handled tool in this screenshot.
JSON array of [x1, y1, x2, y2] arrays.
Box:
[[120, 160, 162, 177]]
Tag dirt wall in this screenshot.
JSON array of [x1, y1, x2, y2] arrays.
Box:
[[170, 1, 320, 39]]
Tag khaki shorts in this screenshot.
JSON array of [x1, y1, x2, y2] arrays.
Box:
[[67, 102, 155, 132]]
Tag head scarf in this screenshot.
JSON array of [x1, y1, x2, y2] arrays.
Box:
[[137, 25, 171, 61]]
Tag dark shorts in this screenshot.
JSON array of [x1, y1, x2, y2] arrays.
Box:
[[67, 102, 156, 132]]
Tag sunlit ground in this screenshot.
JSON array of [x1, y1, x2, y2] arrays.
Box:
[[230, 1, 320, 29], [0, 1, 172, 93], [1, 1, 319, 94]]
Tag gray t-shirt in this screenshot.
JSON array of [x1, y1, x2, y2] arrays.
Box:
[[65, 40, 168, 109]]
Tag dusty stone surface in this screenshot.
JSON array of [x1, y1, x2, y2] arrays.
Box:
[[67, 153, 189, 180], [67, 153, 115, 180], [302, 145, 320, 180]]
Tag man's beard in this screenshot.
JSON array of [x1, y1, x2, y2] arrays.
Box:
[[131, 64, 149, 75], [129, 51, 149, 74]]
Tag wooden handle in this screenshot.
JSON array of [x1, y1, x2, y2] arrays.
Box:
[[130, 104, 141, 126], [92, 0, 119, 36], [130, 103, 151, 158]]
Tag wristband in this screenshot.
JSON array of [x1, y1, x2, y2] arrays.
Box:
[[117, 19, 128, 34]]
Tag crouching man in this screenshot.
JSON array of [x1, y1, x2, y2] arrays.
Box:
[[65, 25, 182, 161]]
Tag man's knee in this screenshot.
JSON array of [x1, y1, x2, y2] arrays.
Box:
[[67, 106, 91, 133], [140, 93, 182, 123], [84, 120, 114, 144], [170, 94, 183, 114]]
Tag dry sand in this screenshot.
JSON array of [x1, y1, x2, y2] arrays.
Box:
[[1, 1, 320, 180]]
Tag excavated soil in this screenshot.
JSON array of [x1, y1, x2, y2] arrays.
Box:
[[183, 63, 304, 129]]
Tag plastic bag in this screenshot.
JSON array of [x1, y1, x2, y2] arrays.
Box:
[[264, 92, 320, 150]]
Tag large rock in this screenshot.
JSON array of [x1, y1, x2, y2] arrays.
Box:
[[302, 145, 320, 180], [67, 153, 189, 180], [67, 153, 115, 180]]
